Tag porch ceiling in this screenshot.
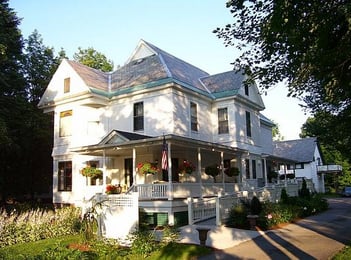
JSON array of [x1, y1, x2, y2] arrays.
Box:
[[70, 134, 247, 157]]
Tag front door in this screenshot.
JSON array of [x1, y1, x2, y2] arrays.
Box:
[[124, 158, 133, 187]]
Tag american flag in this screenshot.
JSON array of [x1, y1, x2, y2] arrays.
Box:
[[162, 136, 168, 171]]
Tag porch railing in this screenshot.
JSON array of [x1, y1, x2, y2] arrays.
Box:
[[188, 197, 217, 224], [134, 182, 240, 200]]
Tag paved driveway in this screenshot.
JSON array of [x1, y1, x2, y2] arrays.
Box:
[[199, 198, 351, 260]]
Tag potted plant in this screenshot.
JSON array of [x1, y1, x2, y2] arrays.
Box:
[[205, 164, 220, 181], [105, 184, 122, 194], [179, 160, 196, 175], [225, 167, 240, 177], [137, 162, 158, 175]]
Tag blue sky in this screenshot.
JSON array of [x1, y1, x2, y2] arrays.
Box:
[[10, 0, 309, 139]]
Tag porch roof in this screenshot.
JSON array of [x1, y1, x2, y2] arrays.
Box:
[[70, 132, 247, 156]]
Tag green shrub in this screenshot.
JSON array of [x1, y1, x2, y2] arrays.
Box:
[[129, 231, 158, 258], [299, 178, 311, 199], [280, 188, 289, 204], [226, 200, 250, 229], [250, 196, 262, 215]]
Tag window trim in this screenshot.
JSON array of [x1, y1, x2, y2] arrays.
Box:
[[133, 102, 144, 131], [64, 77, 70, 93], [58, 161, 72, 191], [218, 107, 229, 134], [190, 102, 198, 132], [59, 110, 72, 137], [245, 111, 251, 137]]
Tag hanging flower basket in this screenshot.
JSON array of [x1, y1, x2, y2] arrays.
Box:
[[205, 164, 220, 178], [179, 160, 196, 175], [137, 162, 158, 175], [80, 166, 103, 179], [225, 167, 240, 177]]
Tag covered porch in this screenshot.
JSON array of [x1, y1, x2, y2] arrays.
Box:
[[71, 131, 247, 201]]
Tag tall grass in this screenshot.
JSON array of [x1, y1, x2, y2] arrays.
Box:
[[0, 205, 81, 248]]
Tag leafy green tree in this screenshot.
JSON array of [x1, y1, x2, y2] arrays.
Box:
[[73, 47, 114, 72], [301, 114, 351, 190], [213, 0, 351, 114], [0, 0, 26, 199]]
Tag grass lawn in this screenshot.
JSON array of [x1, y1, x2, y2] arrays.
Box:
[[0, 235, 212, 259], [0, 235, 80, 258]]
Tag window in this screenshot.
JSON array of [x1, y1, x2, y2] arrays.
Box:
[[64, 78, 70, 93], [58, 161, 72, 191], [245, 159, 250, 179], [190, 102, 198, 131], [59, 110, 72, 137], [133, 102, 144, 131], [218, 108, 229, 134], [252, 160, 257, 179], [295, 163, 304, 169], [245, 111, 251, 137], [244, 84, 249, 96]]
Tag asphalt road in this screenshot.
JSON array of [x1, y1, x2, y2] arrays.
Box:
[[200, 197, 351, 260]]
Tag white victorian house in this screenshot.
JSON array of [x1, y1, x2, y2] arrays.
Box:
[[38, 40, 334, 227]]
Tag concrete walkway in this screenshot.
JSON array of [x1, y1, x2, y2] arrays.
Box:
[[179, 198, 351, 259]]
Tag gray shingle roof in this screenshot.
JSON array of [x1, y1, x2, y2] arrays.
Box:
[[273, 137, 317, 163], [67, 40, 247, 98], [200, 71, 244, 94]]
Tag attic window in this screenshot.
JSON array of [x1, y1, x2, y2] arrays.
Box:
[[64, 78, 70, 93], [133, 58, 144, 65]]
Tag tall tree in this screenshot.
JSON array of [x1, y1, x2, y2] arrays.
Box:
[[73, 47, 114, 72], [213, 0, 351, 114], [301, 114, 351, 189], [0, 0, 26, 199]]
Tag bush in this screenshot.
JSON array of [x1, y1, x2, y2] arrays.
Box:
[[250, 196, 262, 215], [226, 201, 250, 229], [299, 178, 311, 199], [0, 206, 81, 248], [280, 188, 289, 204]]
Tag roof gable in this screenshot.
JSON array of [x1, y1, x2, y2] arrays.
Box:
[[38, 59, 93, 108], [99, 130, 152, 145], [273, 137, 318, 163]]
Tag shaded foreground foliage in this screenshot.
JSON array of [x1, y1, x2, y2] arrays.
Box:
[[227, 189, 328, 230]]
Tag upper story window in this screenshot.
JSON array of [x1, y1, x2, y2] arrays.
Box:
[[244, 84, 249, 96], [246, 111, 251, 137], [59, 110, 72, 137], [58, 161, 72, 191], [64, 77, 70, 93], [190, 102, 198, 132], [218, 108, 229, 134], [133, 102, 144, 131]]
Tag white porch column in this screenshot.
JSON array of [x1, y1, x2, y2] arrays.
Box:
[[132, 148, 136, 185], [221, 151, 225, 192], [198, 148, 203, 199], [103, 150, 107, 189], [167, 142, 173, 200], [263, 157, 268, 186]]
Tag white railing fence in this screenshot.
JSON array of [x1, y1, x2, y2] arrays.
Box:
[[82, 193, 139, 241], [188, 197, 217, 225]]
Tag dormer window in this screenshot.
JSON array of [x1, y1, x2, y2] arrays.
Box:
[[64, 77, 70, 93]]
